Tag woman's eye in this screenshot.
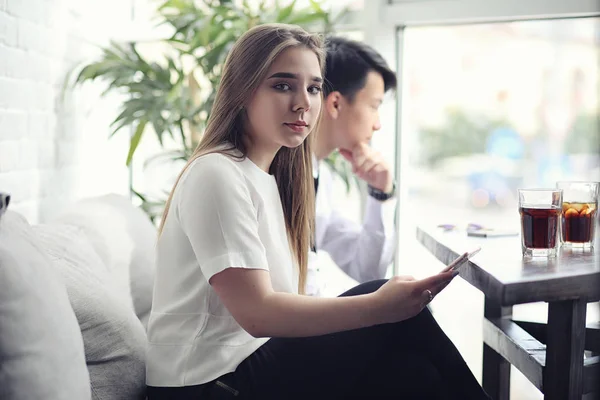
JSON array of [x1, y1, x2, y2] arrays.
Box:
[[274, 83, 291, 91], [308, 86, 322, 95]]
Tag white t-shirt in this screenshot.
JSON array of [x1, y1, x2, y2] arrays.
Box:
[[146, 151, 298, 387]]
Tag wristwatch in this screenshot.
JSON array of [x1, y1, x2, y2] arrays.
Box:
[[367, 181, 396, 201]]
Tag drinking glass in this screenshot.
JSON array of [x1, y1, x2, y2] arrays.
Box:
[[556, 181, 599, 248], [518, 189, 562, 257]]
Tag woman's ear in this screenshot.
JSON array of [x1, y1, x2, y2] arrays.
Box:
[[324, 91, 342, 119]]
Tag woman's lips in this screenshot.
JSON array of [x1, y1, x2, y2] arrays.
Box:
[[284, 123, 307, 133]]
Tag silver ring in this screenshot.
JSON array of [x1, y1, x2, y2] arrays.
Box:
[[425, 289, 434, 302]]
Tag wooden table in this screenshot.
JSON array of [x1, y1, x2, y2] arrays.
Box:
[[416, 226, 600, 400]]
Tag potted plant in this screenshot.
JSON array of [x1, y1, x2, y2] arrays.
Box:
[[72, 0, 353, 221]]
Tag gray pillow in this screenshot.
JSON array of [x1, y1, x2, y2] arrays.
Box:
[[99, 194, 157, 329], [57, 194, 157, 328], [52, 201, 136, 313], [33, 223, 148, 400], [0, 211, 91, 400]]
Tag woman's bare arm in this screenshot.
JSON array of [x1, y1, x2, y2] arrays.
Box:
[[210, 267, 454, 338]]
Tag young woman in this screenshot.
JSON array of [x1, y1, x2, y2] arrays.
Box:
[[146, 23, 490, 400]]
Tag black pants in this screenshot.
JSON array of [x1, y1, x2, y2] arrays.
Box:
[[148, 280, 491, 399]]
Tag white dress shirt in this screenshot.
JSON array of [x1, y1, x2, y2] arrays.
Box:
[[307, 158, 397, 296]]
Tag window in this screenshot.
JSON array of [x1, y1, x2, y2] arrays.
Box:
[[393, 17, 600, 266]]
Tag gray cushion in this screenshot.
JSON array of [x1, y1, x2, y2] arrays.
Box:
[[53, 201, 136, 312], [33, 223, 147, 400], [54, 194, 157, 328], [81, 194, 157, 328], [0, 211, 91, 400]]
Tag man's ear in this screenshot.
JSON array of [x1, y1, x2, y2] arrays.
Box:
[[325, 91, 342, 119]]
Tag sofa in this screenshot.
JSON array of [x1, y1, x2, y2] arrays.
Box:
[[0, 193, 158, 400]]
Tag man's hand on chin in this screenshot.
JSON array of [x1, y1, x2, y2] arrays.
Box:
[[339, 143, 393, 194]]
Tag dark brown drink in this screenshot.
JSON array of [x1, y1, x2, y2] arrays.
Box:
[[520, 206, 560, 249], [561, 202, 597, 243]]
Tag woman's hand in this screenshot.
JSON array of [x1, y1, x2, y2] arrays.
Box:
[[371, 271, 458, 324]]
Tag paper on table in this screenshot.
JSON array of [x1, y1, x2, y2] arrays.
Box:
[[467, 229, 519, 238]]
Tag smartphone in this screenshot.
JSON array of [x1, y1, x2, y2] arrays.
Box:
[[441, 247, 481, 273]]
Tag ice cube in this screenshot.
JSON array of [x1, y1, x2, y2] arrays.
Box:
[[583, 206, 595, 216], [565, 208, 579, 218], [571, 203, 585, 212]]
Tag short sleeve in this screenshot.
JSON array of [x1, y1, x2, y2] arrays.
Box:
[[176, 154, 269, 280]]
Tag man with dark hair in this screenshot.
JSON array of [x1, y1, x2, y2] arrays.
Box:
[[308, 36, 398, 296]]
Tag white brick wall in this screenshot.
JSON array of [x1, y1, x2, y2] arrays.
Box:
[[0, 0, 137, 223]]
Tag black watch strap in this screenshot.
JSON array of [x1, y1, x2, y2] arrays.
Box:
[[367, 181, 396, 201]]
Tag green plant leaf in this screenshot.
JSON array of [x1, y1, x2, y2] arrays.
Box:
[[277, 0, 296, 21], [309, 0, 322, 11], [70, 0, 348, 218], [286, 12, 327, 27], [199, 38, 232, 73], [126, 120, 147, 166], [110, 109, 137, 137], [324, 150, 357, 193], [158, 0, 188, 12], [130, 187, 148, 203]]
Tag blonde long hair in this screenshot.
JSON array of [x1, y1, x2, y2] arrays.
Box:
[[159, 24, 325, 294]]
